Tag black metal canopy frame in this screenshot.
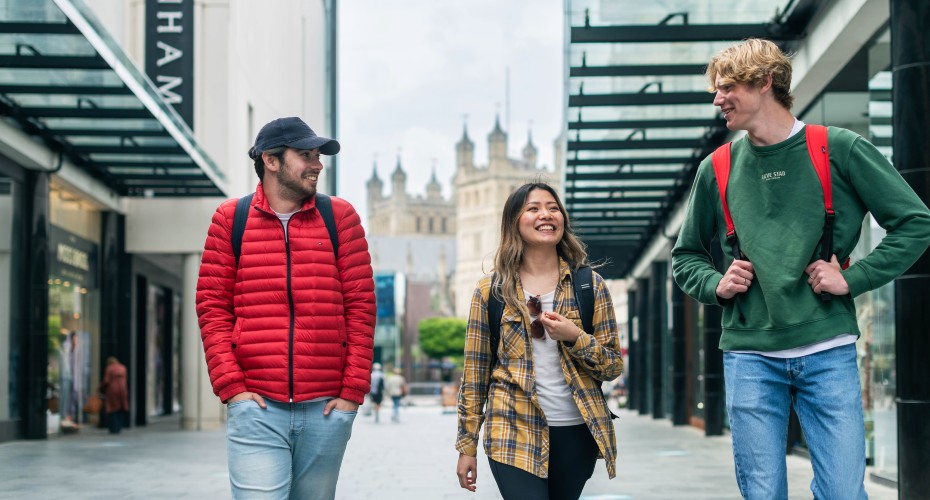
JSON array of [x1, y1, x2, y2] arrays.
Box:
[[565, 0, 825, 279], [0, 0, 225, 198]]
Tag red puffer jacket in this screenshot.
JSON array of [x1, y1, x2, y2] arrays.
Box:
[[196, 184, 376, 404]]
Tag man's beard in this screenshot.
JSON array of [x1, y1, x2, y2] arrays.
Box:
[[276, 161, 316, 201]]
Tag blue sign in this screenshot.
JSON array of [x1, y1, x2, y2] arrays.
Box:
[[374, 274, 395, 319]]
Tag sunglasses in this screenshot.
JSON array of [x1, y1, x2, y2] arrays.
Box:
[[526, 295, 545, 340]]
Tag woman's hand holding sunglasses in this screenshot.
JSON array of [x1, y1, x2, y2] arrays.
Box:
[[538, 311, 584, 343]]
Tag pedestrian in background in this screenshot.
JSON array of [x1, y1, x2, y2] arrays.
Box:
[[672, 39, 930, 498], [99, 356, 128, 434], [455, 182, 623, 500], [368, 363, 385, 423], [384, 366, 407, 423], [196, 117, 376, 500]]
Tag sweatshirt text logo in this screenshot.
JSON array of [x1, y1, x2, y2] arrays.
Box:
[[761, 171, 786, 181]]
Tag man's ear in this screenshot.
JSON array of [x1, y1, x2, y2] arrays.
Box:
[[262, 151, 280, 172], [759, 73, 774, 93]]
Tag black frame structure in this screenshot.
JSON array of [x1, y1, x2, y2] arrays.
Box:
[[564, 1, 825, 278], [0, 0, 226, 198]]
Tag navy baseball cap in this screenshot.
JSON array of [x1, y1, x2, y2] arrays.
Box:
[[248, 117, 340, 159]]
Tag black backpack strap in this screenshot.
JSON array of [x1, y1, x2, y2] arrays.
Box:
[[571, 266, 595, 334], [486, 273, 503, 372], [232, 193, 254, 267], [570, 265, 618, 419], [315, 193, 339, 258]]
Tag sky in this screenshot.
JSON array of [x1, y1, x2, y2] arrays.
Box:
[[337, 0, 564, 228]]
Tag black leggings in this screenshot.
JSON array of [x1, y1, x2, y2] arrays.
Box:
[[488, 424, 599, 500]]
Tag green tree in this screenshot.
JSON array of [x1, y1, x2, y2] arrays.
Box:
[[418, 316, 467, 360]]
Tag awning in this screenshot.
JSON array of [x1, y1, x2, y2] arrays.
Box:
[[0, 0, 226, 197], [564, 0, 825, 278]]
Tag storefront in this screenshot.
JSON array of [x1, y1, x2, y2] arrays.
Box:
[[0, 0, 225, 440]]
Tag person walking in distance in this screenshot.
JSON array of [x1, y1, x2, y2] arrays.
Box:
[[455, 182, 623, 500], [672, 39, 930, 498], [99, 356, 128, 434], [196, 117, 376, 500], [368, 363, 385, 423], [384, 366, 407, 423]]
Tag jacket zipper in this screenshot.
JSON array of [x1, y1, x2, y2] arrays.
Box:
[[254, 205, 300, 403], [285, 217, 296, 402]]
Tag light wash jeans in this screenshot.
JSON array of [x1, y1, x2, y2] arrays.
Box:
[[724, 343, 867, 500], [226, 398, 357, 500]]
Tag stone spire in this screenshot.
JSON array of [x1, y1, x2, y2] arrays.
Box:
[[522, 128, 537, 169], [456, 122, 474, 170], [488, 114, 508, 162], [426, 165, 442, 200], [366, 160, 383, 206], [391, 155, 407, 200]]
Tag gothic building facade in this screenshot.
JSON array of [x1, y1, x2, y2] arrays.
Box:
[[366, 158, 456, 238], [364, 117, 559, 322]]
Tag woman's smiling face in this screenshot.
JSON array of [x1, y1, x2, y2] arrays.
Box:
[[518, 188, 564, 248]]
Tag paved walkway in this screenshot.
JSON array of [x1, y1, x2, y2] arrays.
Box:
[[0, 404, 898, 499]]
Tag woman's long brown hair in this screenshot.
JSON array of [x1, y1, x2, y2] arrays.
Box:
[[492, 182, 588, 314]]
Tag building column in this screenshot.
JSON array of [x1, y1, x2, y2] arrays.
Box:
[[650, 261, 667, 420], [635, 277, 650, 416], [670, 284, 688, 425], [890, 0, 930, 495], [703, 241, 725, 436], [180, 253, 222, 430], [99, 212, 131, 395], [626, 288, 637, 411], [23, 170, 49, 439]]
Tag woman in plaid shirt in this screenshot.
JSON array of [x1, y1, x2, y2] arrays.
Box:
[[455, 182, 624, 499]]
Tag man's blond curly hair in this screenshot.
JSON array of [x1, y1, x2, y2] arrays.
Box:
[[705, 38, 794, 110]]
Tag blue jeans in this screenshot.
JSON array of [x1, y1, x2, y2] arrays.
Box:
[[724, 343, 867, 500], [226, 399, 357, 500]]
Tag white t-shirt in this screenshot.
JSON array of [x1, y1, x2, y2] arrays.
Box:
[[274, 210, 295, 238], [527, 290, 584, 426]]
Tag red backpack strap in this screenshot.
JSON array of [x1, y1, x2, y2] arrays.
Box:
[[805, 124, 832, 216], [711, 143, 735, 239], [711, 143, 741, 260], [806, 124, 837, 301]]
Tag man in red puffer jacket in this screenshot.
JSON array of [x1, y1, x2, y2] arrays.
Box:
[[196, 117, 376, 500]]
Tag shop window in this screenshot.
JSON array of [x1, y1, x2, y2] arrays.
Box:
[[46, 184, 101, 435]]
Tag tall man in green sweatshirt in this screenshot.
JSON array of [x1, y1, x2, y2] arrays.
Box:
[[672, 39, 930, 499]]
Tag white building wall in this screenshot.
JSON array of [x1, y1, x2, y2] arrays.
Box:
[[78, 0, 332, 252]]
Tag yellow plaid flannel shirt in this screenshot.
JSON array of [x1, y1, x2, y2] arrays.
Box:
[[455, 258, 623, 479]]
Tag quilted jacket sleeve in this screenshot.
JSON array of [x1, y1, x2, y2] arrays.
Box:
[[333, 198, 376, 403], [195, 201, 246, 402]]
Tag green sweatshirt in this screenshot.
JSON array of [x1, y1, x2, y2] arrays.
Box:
[[672, 126, 930, 351]]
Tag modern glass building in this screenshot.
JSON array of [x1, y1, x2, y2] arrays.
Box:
[[563, 0, 929, 493]]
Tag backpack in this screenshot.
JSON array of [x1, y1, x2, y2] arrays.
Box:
[[486, 266, 594, 371], [711, 124, 845, 301], [231, 192, 339, 267]]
